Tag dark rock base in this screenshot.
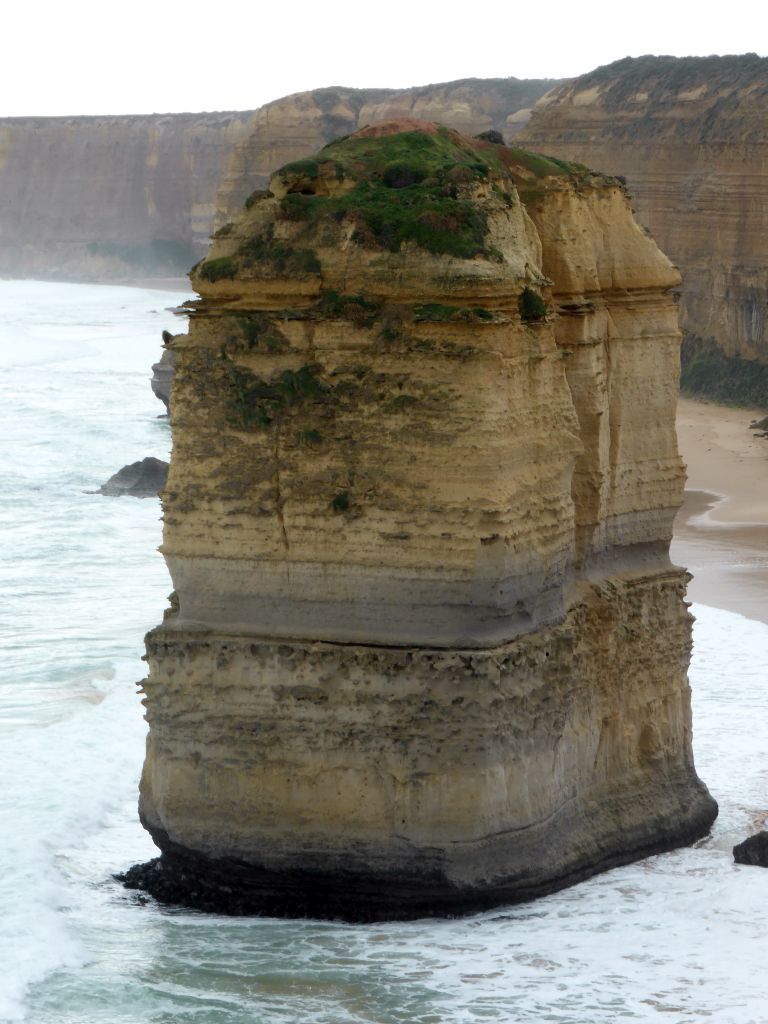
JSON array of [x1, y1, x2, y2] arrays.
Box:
[[119, 796, 718, 923], [733, 830, 768, 866]]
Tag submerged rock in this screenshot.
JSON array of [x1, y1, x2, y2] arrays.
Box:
[[129, 122, 717, 920], [733, 831, 768, 866], [99, 457, 168, 497]]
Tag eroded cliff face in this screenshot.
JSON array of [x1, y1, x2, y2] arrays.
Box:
[[518, 54, 768, 401], [0, 111, 256, 279], [134, 123, 716, 919]]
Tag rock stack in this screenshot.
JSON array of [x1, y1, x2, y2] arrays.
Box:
[[131, 122, 717, 920]]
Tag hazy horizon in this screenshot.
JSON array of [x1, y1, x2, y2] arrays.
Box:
[[5, 0, 766, 118]]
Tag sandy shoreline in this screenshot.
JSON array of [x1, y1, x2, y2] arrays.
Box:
[[672, 397, 768, 623]]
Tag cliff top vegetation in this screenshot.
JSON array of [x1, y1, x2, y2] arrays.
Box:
[[270, 122, 590, 260], [568, 54, 768, 111], [195, 121, 603, 283]]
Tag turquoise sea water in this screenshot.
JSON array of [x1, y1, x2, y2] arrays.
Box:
[[1, 280, 767, 1024]]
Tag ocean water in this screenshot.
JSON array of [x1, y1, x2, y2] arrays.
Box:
[[1, 280, 767, 1024]]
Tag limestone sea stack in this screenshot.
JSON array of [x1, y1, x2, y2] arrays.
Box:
[[132, 122, 717, 920]]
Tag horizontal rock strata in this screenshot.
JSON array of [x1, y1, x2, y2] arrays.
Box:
[[135, 123, 717, 919], [0, 111, 257, 279], [518, 54, 768, 400]]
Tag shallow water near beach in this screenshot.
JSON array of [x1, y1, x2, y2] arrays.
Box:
[[1, 280, 767, 1024]]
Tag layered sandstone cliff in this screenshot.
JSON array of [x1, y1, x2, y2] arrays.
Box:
[[0, 111, 257, 279], [519, 54, 768, 403], [132, 123, 716, 919]]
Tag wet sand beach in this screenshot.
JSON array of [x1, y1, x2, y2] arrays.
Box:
[[673, 397, 768, 623]]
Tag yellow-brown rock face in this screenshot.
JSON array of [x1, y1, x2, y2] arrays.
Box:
[[519, 54, 768, 395], [134, 123, 716, 919]]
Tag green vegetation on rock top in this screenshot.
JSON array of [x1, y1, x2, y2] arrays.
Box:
[[570, 54, 768, 113], [316, 126, 585, 183], [192, 124, 598, 283], [273, 126, 589, 261]]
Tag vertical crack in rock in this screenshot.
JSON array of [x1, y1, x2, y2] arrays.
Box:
[[273, 428, 289, 556], [128, 121, 717, 921]]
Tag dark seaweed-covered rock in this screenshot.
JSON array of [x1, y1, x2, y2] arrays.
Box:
[[99, 457, 168, 498], [733, 831, 768, 866]]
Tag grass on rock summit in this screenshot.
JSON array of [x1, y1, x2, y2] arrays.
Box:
[[197, 123, 591, 279], [276, 126, 585, 260]]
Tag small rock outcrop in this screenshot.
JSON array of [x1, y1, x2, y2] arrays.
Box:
[[734, 831, 768, 866], [132, 122, 717, 920], [150, 345, 176, 413], [99, 457, 168, 497]]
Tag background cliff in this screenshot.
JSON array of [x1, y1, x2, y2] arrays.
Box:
[[8, 58, 765, 406], [518, 54, 768, 404], [0, 112, 257, 279], [0, 79, 557, 282]]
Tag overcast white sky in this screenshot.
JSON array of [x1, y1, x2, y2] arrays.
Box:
[[3, 0, 765, 117]]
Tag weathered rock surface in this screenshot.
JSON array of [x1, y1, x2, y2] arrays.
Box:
[[99, 457, 168, 497], [0, 111, 256, 280], [518, 54, 768, 402], [733, 831, 768, 866], [133, 123, 716, 920]]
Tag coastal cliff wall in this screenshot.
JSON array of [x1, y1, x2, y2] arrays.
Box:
[[132, 124, 716, 919], [0, 112, 256, 279], [518, 54, 768, 402]]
